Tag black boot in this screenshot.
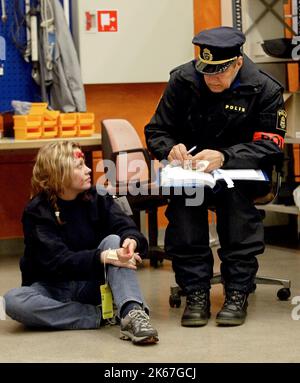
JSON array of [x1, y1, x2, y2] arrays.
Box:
[[216, 290, 248, 326], [181, 290, 210, 327]]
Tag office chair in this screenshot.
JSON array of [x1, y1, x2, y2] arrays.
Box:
[[169, 165, 292, 308], [101, 118, 168, 267]]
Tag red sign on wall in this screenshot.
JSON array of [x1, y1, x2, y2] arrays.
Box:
[[98, 10, 118, 32]]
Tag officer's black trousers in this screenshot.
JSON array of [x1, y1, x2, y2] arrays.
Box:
[[165, 184, 265, 295]]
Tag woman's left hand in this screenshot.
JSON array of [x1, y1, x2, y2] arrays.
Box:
[[118, 238, 142, 265], [100, 238, 142, 269]]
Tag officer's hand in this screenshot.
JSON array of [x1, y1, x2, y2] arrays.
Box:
[[168, 144, 190, 167], [191, 149, 225, 173]]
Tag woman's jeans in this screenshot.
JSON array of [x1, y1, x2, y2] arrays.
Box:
[[4, 235, 148, 330]]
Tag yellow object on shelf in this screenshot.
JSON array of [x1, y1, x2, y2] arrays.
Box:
[[29, 103, 48, 115], [77, 113, 95, 137], [42, 120, 58, 138], [42, 110, 59, 138], [43, 109, 60, 121], [13, 110, 96, 140], [58, 113, 78, 137], [13, 115, 42, 139]]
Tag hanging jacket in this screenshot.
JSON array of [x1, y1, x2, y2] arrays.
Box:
[[145, 55, 286, 170], [49, 0, 86, 112]]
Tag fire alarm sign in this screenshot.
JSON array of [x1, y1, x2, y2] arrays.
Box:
[[98, 10, 118, 32]]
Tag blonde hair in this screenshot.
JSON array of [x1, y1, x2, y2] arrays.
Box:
[[31, 141, 82, 224]]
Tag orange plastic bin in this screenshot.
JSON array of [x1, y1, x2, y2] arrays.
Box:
[[58, 113, 78, 137], [13, 115, 42, 139], [42, 110, 59, 138], [29, 103, 48, 115], [77, 113, 95, 137]]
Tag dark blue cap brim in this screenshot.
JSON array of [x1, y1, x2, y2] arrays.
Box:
[[195, 60, 235, 75]]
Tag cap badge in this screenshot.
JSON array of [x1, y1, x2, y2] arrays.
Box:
[[203, 48, 213, 62]]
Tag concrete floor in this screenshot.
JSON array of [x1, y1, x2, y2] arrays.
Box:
[[0, 243, 300, 363]]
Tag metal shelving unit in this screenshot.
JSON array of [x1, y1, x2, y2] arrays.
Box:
[[232, 0, 300, 231], [232, 0, 300, 35]]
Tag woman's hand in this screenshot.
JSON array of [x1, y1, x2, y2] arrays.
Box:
[[100, 238, 142, 270], [120, 238, 137, 259]]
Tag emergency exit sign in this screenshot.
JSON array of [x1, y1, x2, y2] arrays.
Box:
[[98, 10, 118, 32]]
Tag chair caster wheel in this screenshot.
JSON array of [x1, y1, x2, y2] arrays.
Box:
[[150, 258, 163, 268], [169, 294, 181, 308], [150, 258, 158, 268], [277, 288, 291, 301]]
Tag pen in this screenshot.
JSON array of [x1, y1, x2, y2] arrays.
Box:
[[187, 145, 197, 155]]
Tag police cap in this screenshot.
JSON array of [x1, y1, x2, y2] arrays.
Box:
[[192, 26, 246, 75]]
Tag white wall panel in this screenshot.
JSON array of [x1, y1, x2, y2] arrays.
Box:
[[72, 0, 194, 84]]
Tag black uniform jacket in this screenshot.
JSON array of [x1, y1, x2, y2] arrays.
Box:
[[20, 187, 148, 286], [145, 55, 286, 170]]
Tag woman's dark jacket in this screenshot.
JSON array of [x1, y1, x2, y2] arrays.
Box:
[[20, 187, 147, 286]]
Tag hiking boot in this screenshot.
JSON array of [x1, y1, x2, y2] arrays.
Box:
[[181, 290, 210, 327], [120, 308, 159, 345], [216, 290, 248, 326]]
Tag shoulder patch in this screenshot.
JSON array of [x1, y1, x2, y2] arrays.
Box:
[[276, 109, 287, 132]]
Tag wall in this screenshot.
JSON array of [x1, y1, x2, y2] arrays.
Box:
[[89, 0, 221, 229], [0, 2, 41, 112], [0, 155, 34, 238], [72, 0, 194, 84]]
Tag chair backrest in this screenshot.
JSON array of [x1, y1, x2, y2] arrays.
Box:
[[101, 119, 153, 187]]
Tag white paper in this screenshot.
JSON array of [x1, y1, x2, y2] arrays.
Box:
[[214, 169, 267, 181], [160, 165, 216, 188], [160, 165, 267, 188]]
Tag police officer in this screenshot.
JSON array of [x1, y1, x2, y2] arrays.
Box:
[[145, 26, 286, 326]]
